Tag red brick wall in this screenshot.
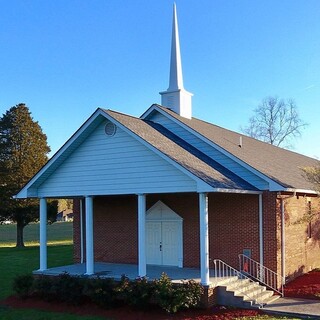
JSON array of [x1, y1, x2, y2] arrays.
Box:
[[282, 195, 320, 280], [73, 193, 264, 269], [72, 192, 320, 284]]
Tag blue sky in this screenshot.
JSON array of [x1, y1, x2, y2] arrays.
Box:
[[1, 0, 319, 158]]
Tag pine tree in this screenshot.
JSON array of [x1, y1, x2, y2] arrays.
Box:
[[0, 103, 56, 247]]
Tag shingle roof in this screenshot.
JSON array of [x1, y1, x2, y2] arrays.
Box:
[[103, 109, 257, 191], [154, 105, 318, 191]]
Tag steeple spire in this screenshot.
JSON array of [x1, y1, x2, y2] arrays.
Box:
[[160, 3, 193, 119], [168, 3, 183, 91]]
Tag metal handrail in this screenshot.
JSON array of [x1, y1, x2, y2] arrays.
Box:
[[238, 254, 284, 296], [213, 259, 265, 307]]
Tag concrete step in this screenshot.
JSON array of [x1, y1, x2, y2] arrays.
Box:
[[217, 277, 280, 309]]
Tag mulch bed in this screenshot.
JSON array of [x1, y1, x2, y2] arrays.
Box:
[[2, 296, 262, 320], [284, 270, 320, 300], [2, 270, 320, 319]]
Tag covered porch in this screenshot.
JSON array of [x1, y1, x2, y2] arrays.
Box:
[[33, 262, 226, 286]]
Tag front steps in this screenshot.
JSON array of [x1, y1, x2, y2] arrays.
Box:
[[216, 277, 281, 308]]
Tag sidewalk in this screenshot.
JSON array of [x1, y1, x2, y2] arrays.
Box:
[[263, 297, 320, 319]]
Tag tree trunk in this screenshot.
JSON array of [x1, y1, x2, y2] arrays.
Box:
[[16, 222, 25, 248]]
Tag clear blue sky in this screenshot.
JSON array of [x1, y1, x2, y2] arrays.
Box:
[[1, 0, 319, 158]]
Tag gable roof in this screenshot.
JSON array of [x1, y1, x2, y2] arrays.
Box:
[[104, 109, 257, 192], [143, 104, 318, 192], [16, 107, 259, 199]]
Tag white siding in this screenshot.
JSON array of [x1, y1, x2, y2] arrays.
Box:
[[150, 112, 268, 190], [37, 120, 197, 197]]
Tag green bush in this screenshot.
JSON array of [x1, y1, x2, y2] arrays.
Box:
[[54, 273, 85, 305], [84, 277, 117, 309], [13, 272, 204, 314], [12, 274, 34, 299], [33, 275, 57, 302], [154, 273, 203, 313], [123, 277, 154, 309]]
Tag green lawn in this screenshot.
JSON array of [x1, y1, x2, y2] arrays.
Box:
[[0, 222, 73, 247], [0, 222, 105, 319]]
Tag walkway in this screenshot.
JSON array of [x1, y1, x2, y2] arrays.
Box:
[[264, 297, 320, 319]]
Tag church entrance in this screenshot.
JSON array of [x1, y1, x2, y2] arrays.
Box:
[[146, 201, 183, 267]]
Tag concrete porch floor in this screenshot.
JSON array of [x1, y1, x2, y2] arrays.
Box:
[[33, 262, 222, 285]]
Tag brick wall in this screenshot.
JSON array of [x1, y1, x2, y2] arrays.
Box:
[[73, 191, 320, 284], [282, 195, 320, 281], [73, 192, 265, 270]]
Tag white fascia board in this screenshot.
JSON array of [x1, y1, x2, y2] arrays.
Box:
[[281, 188, 319, 196], [15, 108, 107, 199], [144, 105, 284, 191], [211, 188, 263, 195], [140, 104, 158, 119], [102, 110, 213, 192]]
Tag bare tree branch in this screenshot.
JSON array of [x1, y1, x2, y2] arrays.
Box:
[[241, 96, 308, 148]]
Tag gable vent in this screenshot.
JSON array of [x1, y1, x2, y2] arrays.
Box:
[[104, 120, 117, 136]]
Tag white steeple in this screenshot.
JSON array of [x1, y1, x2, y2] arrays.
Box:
[[160, 3, 193, 119]]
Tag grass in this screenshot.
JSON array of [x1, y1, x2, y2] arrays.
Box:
[[0, 222, 73, 247]]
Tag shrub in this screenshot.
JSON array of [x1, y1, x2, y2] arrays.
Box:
[[12, 274, 34, 299], [123, 277, 154, 309], [154, 273, 203, 313], [33, 275, 57, 301], [54, 273, 85, 305], [84, 277, 117, 309]]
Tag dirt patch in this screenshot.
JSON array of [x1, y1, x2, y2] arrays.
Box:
[[284, 270, 320, 300]]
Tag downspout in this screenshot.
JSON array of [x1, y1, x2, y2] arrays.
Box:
[[280, 198, 285, 285], [280, 191, 296, 286], [259, 193, 263, 266], [80, 198, 84, 264]]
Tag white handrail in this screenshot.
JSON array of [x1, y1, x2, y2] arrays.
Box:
[[214, 259, 265, 307], [238, 254, 284, 296]]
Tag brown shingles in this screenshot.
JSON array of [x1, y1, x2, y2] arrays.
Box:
[[102, 109, 256, 191], [156, 105, 318, 190]]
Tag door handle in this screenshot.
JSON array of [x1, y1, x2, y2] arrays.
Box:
[[159, 242, 162, 251]]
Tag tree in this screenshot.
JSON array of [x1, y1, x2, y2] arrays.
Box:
[[241, 96, 307, 148], [303, 163, 320, 192], [0, 103, 57, 247]]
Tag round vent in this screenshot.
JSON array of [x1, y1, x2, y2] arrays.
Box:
[[104, 120, 117, 136]]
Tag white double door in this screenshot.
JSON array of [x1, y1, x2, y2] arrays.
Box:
[[146, 220, 181, 267]]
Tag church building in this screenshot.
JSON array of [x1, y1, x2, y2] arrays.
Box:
[[16, 4, 320, 296]]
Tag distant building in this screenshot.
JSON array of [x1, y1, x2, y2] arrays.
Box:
[[56, 209, 73, 222]]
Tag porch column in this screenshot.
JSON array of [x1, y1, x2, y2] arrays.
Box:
[[85, 196, 94, 275], [39, 198, 47, 271], [199, 192, 210, 285], [138, 194, 146, 277]]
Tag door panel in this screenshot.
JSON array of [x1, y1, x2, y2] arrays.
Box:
[[146, 222, 161, 265], [162, 222, 179, 266]]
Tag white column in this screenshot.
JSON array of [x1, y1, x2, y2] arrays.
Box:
[[258, 194, 263, 265], [138, 194, 146, 277], [39, 198, 47, 271], [80, 198, 84, 264], [199, 192, 210, 285], [85, 196, 94, 275]]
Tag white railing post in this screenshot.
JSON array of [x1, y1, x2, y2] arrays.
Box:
[[238, 254, 283, 296]]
